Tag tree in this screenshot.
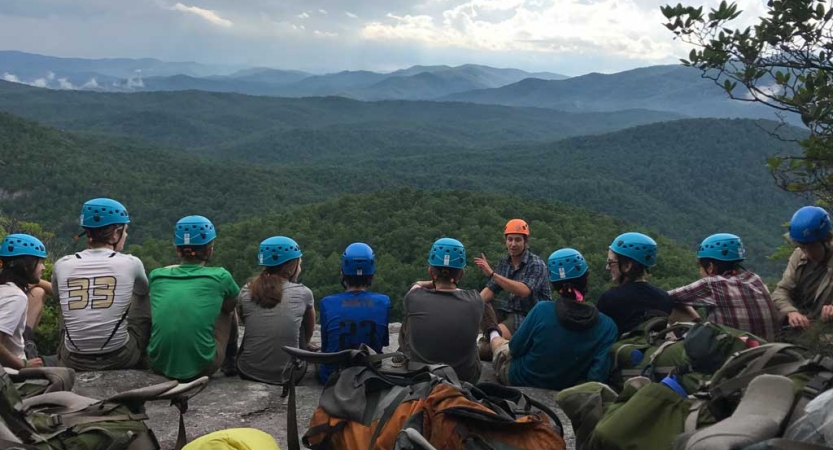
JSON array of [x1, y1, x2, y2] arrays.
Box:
[[662, 0, 833, 201]]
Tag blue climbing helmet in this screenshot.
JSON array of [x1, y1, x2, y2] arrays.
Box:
[[174, 216, 216, 246], [609, 232, 658, 268], [0, 234, 47, 259], [259, 236, 302, 267], [342, 243, 376, 276], [428, 238, 466, 269], [789, 206, 832, 244], [80, 198, 130, 228], [548, 248, 588, 282], [698, 233, 746, 261]]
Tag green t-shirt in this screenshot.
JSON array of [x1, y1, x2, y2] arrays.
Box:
[[147, 264, 240, 380]]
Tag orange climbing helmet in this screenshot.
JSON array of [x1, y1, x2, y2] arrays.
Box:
[[504, 219, 530, 236]]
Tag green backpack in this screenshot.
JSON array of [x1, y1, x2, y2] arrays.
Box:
[[609, 319, 766, 394], [0, 365, 209, 450]]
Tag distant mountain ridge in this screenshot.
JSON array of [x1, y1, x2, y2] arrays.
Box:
[[0, 50, 568, 100]]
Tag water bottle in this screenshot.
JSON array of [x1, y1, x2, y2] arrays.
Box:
[[630, 349, 645, 367]]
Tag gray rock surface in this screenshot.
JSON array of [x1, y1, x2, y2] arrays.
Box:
[[69, 323, 575, 449]]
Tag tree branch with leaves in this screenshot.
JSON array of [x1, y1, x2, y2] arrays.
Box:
[[662, 0, 833, 201]]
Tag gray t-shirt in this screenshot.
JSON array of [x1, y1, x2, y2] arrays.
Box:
[[399, 287, 484, 384], [237, 281, 313, 384]]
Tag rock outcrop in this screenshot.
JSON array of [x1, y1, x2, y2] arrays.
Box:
[[68, 324, 575, 449]]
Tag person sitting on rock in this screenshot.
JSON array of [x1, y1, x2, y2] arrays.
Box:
[[0, 234, 47, 369], [669, 233, 781, 341], [772, 206, 833, 330], [318, 242, 390, 384], [399, 238, 484, 384], [597, 232, 672, 334], [237, 236, 316, 384], [52, 198, 151, 370], [488, 248, 618, 390], [147, 216, 239, 381]]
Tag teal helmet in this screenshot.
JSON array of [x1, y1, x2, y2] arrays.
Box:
[[548, 248, 588, 282], [342, 243, 376, 276], [80, 198, 130, 228], [609, 232, 658, 268], [174, 216, 216, 246], [428, 238, 466, 269], [698, 233, 746, 261], [259, 236, 302, 267], [0, 234, 47, 259]]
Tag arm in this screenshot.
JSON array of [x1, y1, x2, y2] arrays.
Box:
[[586, 317, 619, 383], [221, 271, 241, 314], [491, 274, 532, 298], [508, 303, 539, 358], [133, 258, 150, 296], [668, 278, 715, 308], [771, 249, 801, 316], [34, 279, 52, 296], [480, 286, 495, 303], [0, 334, 28, 369], [319, 300, 329, 351], [303, 306, 316, 350]]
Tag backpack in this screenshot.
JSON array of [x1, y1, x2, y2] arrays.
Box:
[[0, 365, 209, 450], [280, 345, 565, 450], [609, 319, 766, 394], [706, 343, 833, 424], [5, 367, 75, 399]]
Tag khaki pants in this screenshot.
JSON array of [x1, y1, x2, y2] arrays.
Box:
[[492, 340, 513, 386], [59, 293, 151, 371], [480, 303, 519, 335]]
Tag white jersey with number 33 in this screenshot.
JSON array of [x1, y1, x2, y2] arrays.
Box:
[[52, 248, 149, 354]]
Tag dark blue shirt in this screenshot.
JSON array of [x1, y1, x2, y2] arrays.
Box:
[[597, 282, 672, 335], [318, 290, 390, 383]]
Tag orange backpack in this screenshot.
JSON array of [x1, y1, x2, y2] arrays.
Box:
[[282, 346, 565, 450]]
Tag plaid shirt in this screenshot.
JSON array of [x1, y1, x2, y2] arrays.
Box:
[[668, 271, 781, 342], [487, 249, 551, 327]]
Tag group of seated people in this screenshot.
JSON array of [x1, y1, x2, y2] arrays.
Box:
[[0, 198, 831, 392]]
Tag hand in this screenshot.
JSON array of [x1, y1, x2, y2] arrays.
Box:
[[474, 253, 493, 277], [306, 342, 320, 352], [25, 358, 44, 368], [822, 305, 833, 323], [788, 312, 811, 329]]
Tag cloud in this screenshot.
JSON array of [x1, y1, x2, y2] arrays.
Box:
[[318, 9, 328, 14], [57, 77, 74, 89], [345, 12, 358, 19], [126, 75, 144, 88], [362, 0, 682, 60], [30, 77, 48, 87], [314, 30, 338, 37], [172, 3, 233, 27], [296, 12, 310, 19], [2, 73, 21, 83], [82, 77, 99, 89]]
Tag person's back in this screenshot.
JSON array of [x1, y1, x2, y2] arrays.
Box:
[[400, 238, 483, 384], [319, 290, 390, 382], [401, 287, 483, 382], [54, 198, 151, 371], [55, 250, 147, 354], [597, 232, 671, 334], [319, 243, 390, 384], [597, 282, 671, 334], [238, 281, 312, 383], [147, 216, 239, 381], [236, 236, 315, 384], [490, 248, 618, 390], [148, 264, 238, 380], [508, 300, 617, 390], [669, 234, 781, 341]]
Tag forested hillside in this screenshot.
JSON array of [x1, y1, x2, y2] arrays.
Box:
[[0, 111, 803, 276], [126, 190, 700, 321], [0, 80, 678, 151]]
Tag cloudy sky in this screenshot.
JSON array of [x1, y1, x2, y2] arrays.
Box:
[[0, 0, 767, 75]]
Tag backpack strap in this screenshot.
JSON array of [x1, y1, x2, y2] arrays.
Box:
[[366, 388, 410, 450], [684, 399, 703, 433], [758, 439, 833, 450]]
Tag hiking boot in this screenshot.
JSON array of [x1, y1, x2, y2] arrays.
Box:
[[478, 336, 493, 361]]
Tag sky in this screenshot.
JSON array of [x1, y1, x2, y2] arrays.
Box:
[[0, 0, 769, 76]]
